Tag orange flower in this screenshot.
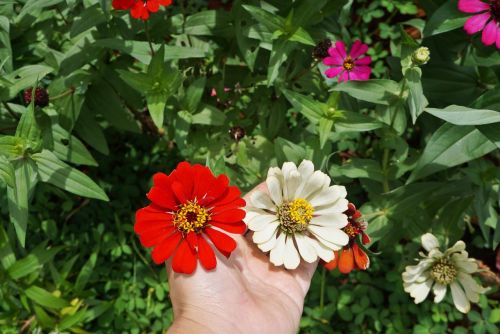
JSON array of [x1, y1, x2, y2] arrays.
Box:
[[324, 203, 370, 273]]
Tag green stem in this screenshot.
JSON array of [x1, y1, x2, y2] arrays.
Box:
[[382, 79, 407, 193], [144, 20, 155, 56], [319, 267, 326, 311], [50, 88, 74, 101]]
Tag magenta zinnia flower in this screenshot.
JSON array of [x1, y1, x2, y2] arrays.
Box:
[[323, 40, 371, 82], [459, 0, 500, 49]]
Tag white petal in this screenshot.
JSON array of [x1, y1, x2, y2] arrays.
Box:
[[298, 170, 328, 199], [310, 214, 348, 229], [457, 272, 485, 303], [298, 160, 314, 179], [257, 228, 279, 252], [283, 235, 301, 269], [445, 240, 466, 254], [269, 233, 287, 266], [308, 238, 334, 262], [295, 233, 317, 263], [450, 281, 470, 313], [402, 262, 432, 283], [266, 175, 283, 205], [247, 213, 279, 232], [309, 185, 347, 208], [314, 200, 349, 215], [252, 221, 280, 243], [308, 225, 349, 247], [284, 171, 301, 202], [433, 283, 447, 303], [421, 233, 440, 252], [268, 166, 283, 179], [251, 191, 275, 210], [404, 279, 432, 304], [454, 256, 478, 273]]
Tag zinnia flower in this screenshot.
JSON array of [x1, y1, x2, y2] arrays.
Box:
[[458, 0, 500, 49], [134, 162, 246, 274], [402, 233, 488, 313], [323, 40, 371, 82], [324, 203, 370, 273], [112, 0, 173, 20], [245, 160, 349, 270]]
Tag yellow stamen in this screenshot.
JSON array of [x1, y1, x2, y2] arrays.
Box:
[[288, 198, 314, 225], [343, 56, 354, 71], [173, 201, 210, 234]]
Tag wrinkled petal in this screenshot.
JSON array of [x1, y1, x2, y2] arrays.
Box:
[[450, 281, 470, 313], [433, 283, 447, 303]]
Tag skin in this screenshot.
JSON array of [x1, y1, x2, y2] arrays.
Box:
[[167, 184, 318, 334]]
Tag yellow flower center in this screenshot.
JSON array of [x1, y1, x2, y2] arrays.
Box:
[[278, 198, 314, 234], [173, 201, 211, 234], [343, 56, 355, 71], [430, 258, 457, 285], [343, 223, 359, 239]]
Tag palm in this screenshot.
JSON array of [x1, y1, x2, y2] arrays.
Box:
[[167, 187, 317, 334]]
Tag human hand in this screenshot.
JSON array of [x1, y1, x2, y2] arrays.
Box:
[[167, 183, 318, 334]]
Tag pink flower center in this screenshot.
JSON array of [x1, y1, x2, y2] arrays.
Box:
[[343, 56, 355, 71], [491, 0, 500, 22]]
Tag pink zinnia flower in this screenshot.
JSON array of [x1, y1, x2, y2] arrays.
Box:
[[458, 0, 500, 49], [323, 40, 371, 82]]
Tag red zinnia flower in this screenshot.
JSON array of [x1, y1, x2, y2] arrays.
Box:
[[458, 0, 500, 49], [323, 40, 371, 82], [112, 0, 173, 20], [134, 162, 246, 274], [324, 202, 371, 274]]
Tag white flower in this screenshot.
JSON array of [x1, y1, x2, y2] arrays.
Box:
[[245, 160, 349, 269], [402, 233, 487, 313]]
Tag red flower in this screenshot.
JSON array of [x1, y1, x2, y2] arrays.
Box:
[[112, 0, 173, 20], [324, 203, 371, 274], [135, 162, 246, 274]]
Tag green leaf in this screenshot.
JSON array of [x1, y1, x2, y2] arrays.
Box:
[[335, 112, 383, 132], [59, 309, 87, 331], [145, 92, 166, 129], [317, 117, 333, 149], [0, 155, 14, 187], [274, 137, 307, 164], [426, 105, 500, 125], [332, 80, 400, 105], [0, 225, 15, 270], [0, 135, 24, 158], [333, 159, 385, 182], [4, 65, 53, 99], [32, 150, 109, 201], [424, 1, 466, 36], [52, 125, 98, 166], [477, 123, 500, 149], [183, 77, 206, 112], [406, 68, 428, 123], [0, 16, 13, 73], [267, 39, 294, 86], [242, 5, 284, 32], [182, 10, 233, 36], [7, 158, 38, 247], [281, 88, 323, 122], [70, 4, 106, 37], [25, 286, 69, 310], [15, 102, 42, 150], [8, 244, 62, 280], [191, 105, 226, 126], [408, 124, 497, 182], [75, 252, 98, 292], [73, 109, 109, 155]]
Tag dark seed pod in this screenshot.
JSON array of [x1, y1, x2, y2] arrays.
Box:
[[23, 87, 49, 107], [229, 126, 245, 142]]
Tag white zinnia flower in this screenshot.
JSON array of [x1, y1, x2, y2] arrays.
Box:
[[402, 233, 487, 313], [245, 160, 349, 269]]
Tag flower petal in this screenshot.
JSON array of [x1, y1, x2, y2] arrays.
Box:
[[269, 233, 287, 266], [211, 221, 247, 234], [334, 41, 347, 58], [421, 233, 440, 252], [204, 228, 237, 255], [266, 175, 283, 205], [450, 281, 470, 313], [308, 225, 349, 247], [211, 209, 246, 223], [310, 214, 348, 229], [354, 56, 371, 65], [323, 56, 342, 66], [147, 186, 178, 210], [324, 251, 338, 270], [247, 212, 279, 231], [433, 283, 447, 303], [309, 238, 334, 262], [253, 221, 280, 243], [152, 232, 182, 264], [464, 13, 490, 34], [338, 247, 354, 273], [197, 235, 217, 271], [250, 191, 275, 210], [309, 185, 347, 208], [349, 40, 369, 59], [295, 233, 317, 263], [404, 278, 432, 304], [171, 239, 197, 274], [350, 65, 371, 81], [481, 20, 497, 46], [458, 0, 490, 13], [325, 66, 343, 78], [353, 243, 369, 270], [283, 235, 301, 269], [258, 228, 279, 252]]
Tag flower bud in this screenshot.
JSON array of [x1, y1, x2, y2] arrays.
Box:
[[312, 39, 332, 59], [23, 87, 49, 107], [412, 47, 430, 65]]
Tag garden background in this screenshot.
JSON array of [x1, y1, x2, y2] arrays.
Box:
[[0, 0, 499, 333]]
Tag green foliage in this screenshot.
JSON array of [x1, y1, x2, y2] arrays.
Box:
[[0, 0, 499, 332]]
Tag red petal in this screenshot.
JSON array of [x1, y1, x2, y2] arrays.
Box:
[[323, 251, 338, 270], [147, 0, 160, 12], [171, 239, 197, 274], [131, 1, 144, 18], [151, 232, 182, 264], [153, 172, 171, 189], [211, 186, 241, 207], [197, 235, 217, 270], [353, 243, 369, 270], [192, 164, 215, 199], [352, 210, 362, 219], [171, 181, 187, 204], [146, 186, 177, 210], [201, 174, 229, 205], [204, 227, 237, 255], [186, 231, 198, 250], [134, 206, 173, 234], [211, 209, 246, 224], [170, 162, 194, 199], [362, 232, 371, 245], [159, 0, 172, 6], [338, 247, 354, 274], [139, 226, 175, 247], [211, 221, 246, 234]]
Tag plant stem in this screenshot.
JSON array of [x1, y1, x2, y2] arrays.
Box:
[[381, 79, 407, 192], [144, 20, 155, 56], [50, 88, 74, 100], [319, 267, 326, 311], [2, 102, 19, 120]]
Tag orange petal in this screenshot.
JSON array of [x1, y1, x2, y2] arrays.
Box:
[[324, 251, 338, 270], [338, 247, 354, 274], [353, 243, 370, 270]]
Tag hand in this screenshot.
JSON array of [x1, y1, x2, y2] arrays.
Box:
[[167, 183, 318, 334]]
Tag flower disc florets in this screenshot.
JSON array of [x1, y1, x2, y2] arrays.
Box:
[[430, 257, 458, 285], [278, 198, 314, 234]]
